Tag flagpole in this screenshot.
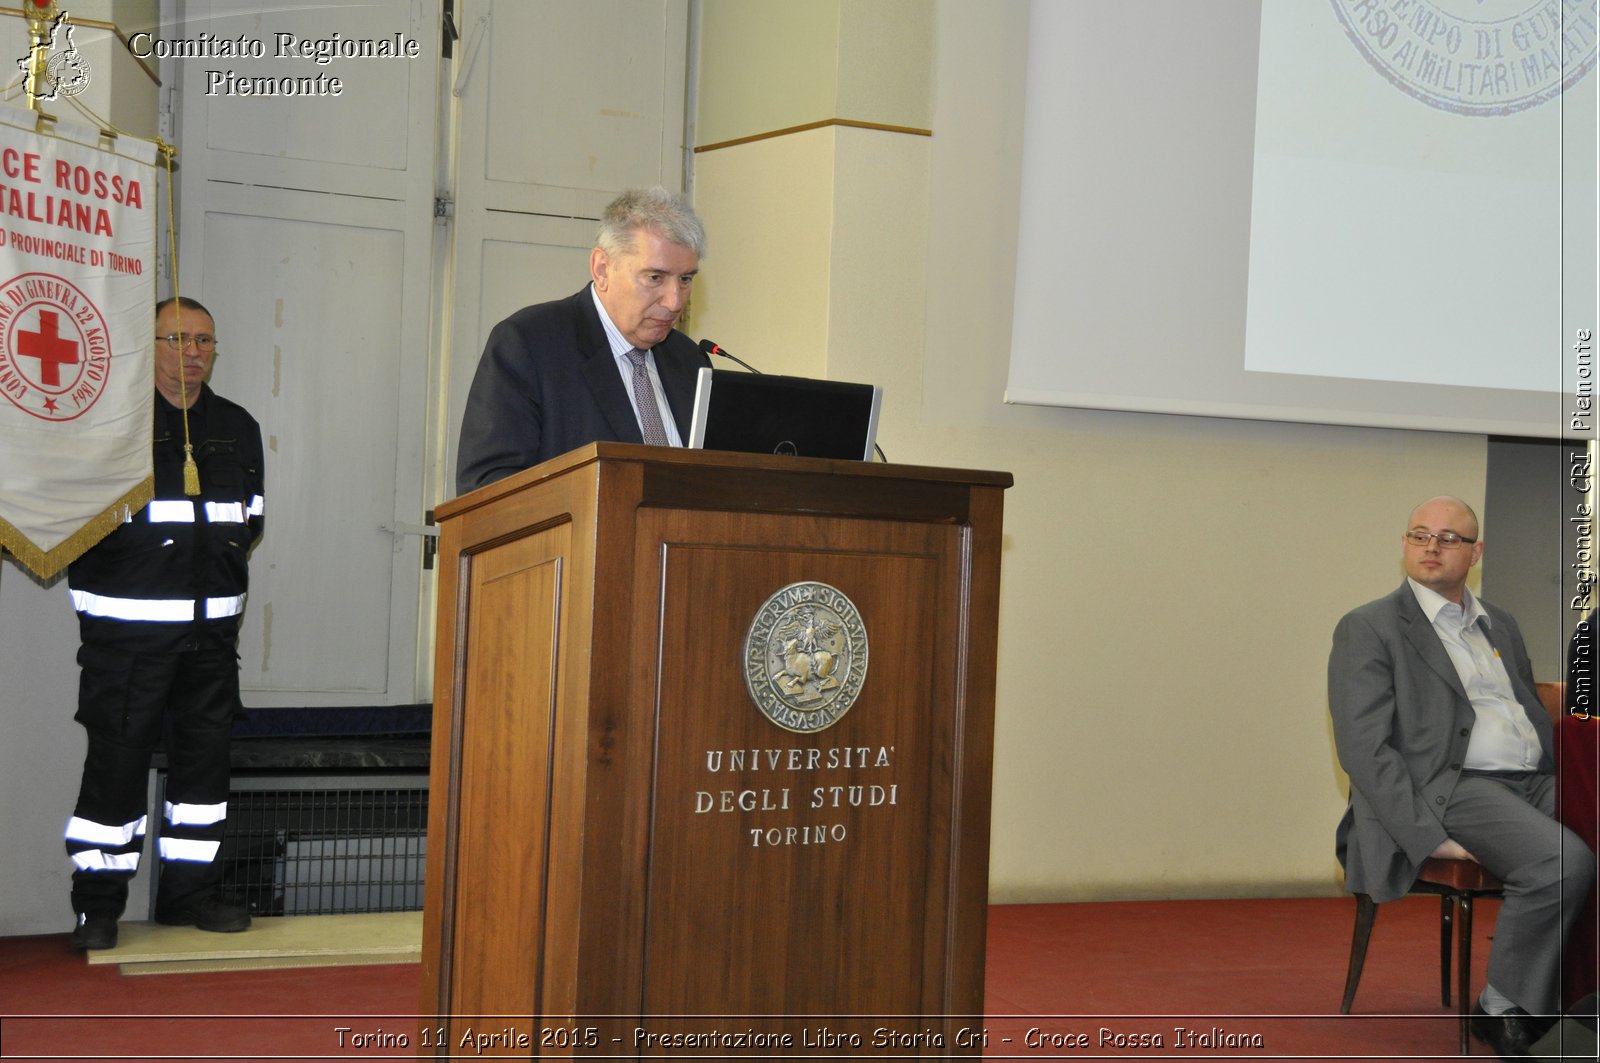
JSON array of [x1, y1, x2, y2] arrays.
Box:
[[23, 0, 60, 111]]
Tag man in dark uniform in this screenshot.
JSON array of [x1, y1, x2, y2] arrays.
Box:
[[63, 297, 263, 950]]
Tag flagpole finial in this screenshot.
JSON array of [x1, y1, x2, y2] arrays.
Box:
[[23, 2, 62, 113]]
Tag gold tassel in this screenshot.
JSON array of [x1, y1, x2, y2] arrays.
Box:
[[161, 142, 201, 499], [183, 443, 200, 496]]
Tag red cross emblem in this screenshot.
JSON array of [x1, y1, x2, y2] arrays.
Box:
[[17, 310, 79, 386], [0, 273, 111, 423]]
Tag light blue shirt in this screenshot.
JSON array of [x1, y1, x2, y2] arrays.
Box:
[[1407, 579, 1541, 771]]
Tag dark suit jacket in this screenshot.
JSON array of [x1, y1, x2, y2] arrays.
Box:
[[1328, 581, 1555, 903], [455, 286, 710, 495]]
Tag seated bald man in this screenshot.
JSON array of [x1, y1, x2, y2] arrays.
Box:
[[1328, 495, 1593, 1059]]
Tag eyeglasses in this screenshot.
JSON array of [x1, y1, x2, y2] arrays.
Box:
[[156, 333, 217, 352], [1404, 529, 1477, 549]]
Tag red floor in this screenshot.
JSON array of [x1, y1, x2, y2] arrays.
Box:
[[0, 895, 1520, 1060]]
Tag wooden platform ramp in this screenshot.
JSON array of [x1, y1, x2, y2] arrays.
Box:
[[84, 911, 421, 975]]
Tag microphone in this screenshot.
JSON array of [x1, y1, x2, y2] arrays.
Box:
[[698, 338, 762, 375]]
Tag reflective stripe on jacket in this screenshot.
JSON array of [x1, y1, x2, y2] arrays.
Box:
[[66, 386, 264, 629]]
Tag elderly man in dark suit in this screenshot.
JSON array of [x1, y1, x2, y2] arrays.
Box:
[[455, 186, 712, 495], [1329, 495, 1594, 1059]]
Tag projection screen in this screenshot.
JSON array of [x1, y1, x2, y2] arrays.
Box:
[[1004, 0, 1597, 439]]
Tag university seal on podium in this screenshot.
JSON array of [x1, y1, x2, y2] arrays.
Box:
[[743, 581, 868, 734]]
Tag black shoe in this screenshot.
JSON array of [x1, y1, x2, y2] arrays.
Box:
[[1470, 1003, 1551, 1060], [70, 912, 118, 951], [154, 895, 251, 933]]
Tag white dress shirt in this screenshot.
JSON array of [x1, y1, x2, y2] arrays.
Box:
[[1407, 578, 1542, 771]]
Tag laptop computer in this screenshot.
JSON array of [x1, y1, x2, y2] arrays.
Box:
[[686, 367, 883, 461]]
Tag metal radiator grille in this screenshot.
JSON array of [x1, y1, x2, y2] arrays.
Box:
[[216, 775, 428, 917]]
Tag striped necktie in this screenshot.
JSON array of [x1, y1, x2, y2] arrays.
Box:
[[626, 347, 671, 446]]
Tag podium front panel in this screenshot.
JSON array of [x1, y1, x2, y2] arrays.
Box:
[[446, 521, 570, 1018], [638, 509, 958, 1037]]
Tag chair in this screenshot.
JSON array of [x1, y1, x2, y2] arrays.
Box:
[[1536, 681, 1566, 720], [1340, 685, 1566, 1053], [1340, 858, 1504, 1053]]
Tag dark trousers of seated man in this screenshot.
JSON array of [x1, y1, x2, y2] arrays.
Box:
[[1442, 768, 1596, 1015], [66, 630, 238, 919]]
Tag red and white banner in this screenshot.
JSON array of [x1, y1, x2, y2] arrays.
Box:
[[0, 104, 157, 579]]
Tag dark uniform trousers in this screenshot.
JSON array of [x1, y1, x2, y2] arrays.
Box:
[[67, 622, 242, 917]]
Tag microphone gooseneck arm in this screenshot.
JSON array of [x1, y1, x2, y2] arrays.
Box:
[[698, 338, 762, 375]]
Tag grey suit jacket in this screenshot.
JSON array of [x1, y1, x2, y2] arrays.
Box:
[[1328, 581, 1554, 902], [455, 286, 710, 495]]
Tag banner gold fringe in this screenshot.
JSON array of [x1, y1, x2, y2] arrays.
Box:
[[0, 476, 154, 581]]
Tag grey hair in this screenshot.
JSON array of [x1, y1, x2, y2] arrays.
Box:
[[595, 186, 707, 259]]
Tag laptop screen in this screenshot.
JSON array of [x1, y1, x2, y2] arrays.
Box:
[[687, 368, 883, 461]]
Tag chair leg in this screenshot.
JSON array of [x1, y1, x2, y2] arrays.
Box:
[[1341, 894, 1378, 1014], [1440, 893, 1454, 1007], [1457, 894, 1474, 1056]]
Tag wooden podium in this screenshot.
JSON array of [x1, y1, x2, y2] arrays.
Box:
[[420, 444, 1011, 1057]]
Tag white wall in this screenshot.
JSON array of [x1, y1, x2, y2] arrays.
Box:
[[917, 0, 1485, 900], [692, 0, 1488, 902], [0, 571, 87, 934]]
